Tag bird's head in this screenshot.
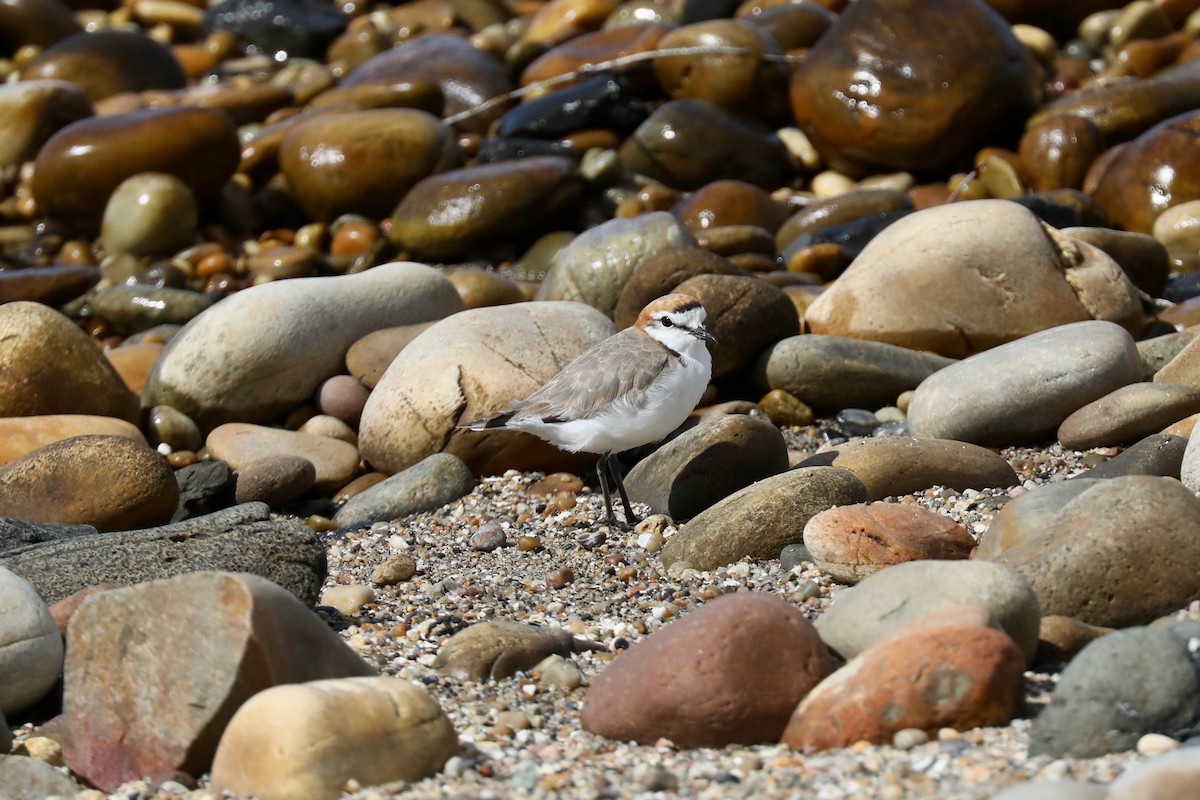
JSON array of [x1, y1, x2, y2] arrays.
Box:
[[636, 293, 716, 352]]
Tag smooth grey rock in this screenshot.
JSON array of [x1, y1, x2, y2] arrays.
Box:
[[625, 414, 789, 521], [796, 437, 1018, 501], [976, 480, 1104, 559], [1029, 620, 1200, 758], [333, 453, 475, 525], [0, 516, 96, 553], [0, 754, 84, 800], [993, 476, 1200, 628], [659, 467, 868, 571], [0, 503, 326, 605], [144, 262, 462, 428], [814, 559, 1041, 665], [234, 455, 316, 507], [535, 211, 696, 316], [1077, 433, 1187, 481], [756, 334, 953, 413], [1058, 382, 1200, 450], [908, 321, 1142, 446], [0, 566, 63, 715]]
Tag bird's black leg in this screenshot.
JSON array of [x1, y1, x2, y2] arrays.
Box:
[[607, 453, 638, 528], [596, 452, 618, 526]]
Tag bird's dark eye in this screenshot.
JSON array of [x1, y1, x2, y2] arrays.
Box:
[[660, 317, 673, 327]]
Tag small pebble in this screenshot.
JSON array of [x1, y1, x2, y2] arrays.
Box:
[[1137, 732, 1181, 756], [518, 535, 541, 551], [370, 554, 417, 586], [893, 728, 930, 750], [470, 522, 507, 552]]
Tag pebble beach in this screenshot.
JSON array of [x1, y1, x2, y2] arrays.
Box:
[[6, 0, 1200, 798]]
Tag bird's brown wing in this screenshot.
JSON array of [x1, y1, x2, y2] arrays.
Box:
[[508, 328, 674, 422]]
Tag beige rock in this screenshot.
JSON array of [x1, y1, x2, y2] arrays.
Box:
[[207, 424, 359, 494], [345, 322, 437, 389], [359, 301, 614, 475], [210, 677, 457, 800], [104, 341, 165, 395], [805, 200, 1143, 357], [143, 262, 462, 428], [1058, 382, 1200, 449], [0, 566, 63, 716]]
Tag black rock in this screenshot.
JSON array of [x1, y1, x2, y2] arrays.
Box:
[[204, 0, 347, 59], [496, 73, 647, 140], [474, 137, 576, 165], [1074, 433, 1188, 481], [782, 209, 913, 262], [172, 460, 236, 522]]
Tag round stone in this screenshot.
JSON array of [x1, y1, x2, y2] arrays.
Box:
[[100, 173, 198, 258]]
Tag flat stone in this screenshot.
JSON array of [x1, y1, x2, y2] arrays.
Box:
[[756, 334, 953, 413], [0, 754, 83, 800], [63, 571, 375, 791], [802, 503, 975, 584], [1058, 382, 1200, 449], [345, 322, 437, 389], [0, 415, 145, 468], [0, 566, 63, 716], [1079, 433, 1187, 480], [1107, 748, 1200, 800], [210, 677, 457, 800], [0, 435, 178, 532], [992, 476, 1200, 628], [582, 592, 833, 747], [796, 437, 1018, 501], [1152, 327, 1200, 388], [815, 559, 1041, 665], [1029, 619, 1200, 758], [624, 414, 788, 521], [1, 503, 327, 606], [144, 262, 462, 428], [782, 606, 1025, 751], [1140, 326, 1200, 378], [659, 466, 868, 571], [207, 424, 359, 494], [234, 455, 316, 507], [908, 321, 1143, 446], [333, 453, 475, 525]]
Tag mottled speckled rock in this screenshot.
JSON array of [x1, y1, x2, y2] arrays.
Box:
[[660, 466, 868, 570], [582, 592, 833, 747], [624, 414, 788, 520], [908, 321, 1142, 446], [210, 677, 457, 800], [0, 435, 177, 532], [359, 302, 614, 476], [535, 212, 696, 317], [815, 559, 1041, 665], [63, 571, 374, 791], [797, 437, 1018, 501], [0, 302, 139, 422], [144, 262, 461, 428], [782, 606, 1025, 751]]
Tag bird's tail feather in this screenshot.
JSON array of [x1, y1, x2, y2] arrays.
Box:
[[458, 412, 515, 431]]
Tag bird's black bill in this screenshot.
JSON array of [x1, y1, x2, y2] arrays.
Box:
[[695, 328, 717, 344]]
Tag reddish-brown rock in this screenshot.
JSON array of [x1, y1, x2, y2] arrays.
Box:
[[782, 606, 1026, 750], [581, 592, 834, 747], [63, 571, 375, 792], [802, 503, 976, 584]]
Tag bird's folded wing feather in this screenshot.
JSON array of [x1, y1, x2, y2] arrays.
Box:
[[508, 328, 673, 422]]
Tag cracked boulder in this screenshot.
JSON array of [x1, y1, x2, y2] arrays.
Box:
[[803, 199, 1143, 358], [358, 301, 615, 475]]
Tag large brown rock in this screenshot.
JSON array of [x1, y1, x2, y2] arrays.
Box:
[[0, 415, 145, 467], [581, 592, 834, 747], [782, 605, 1026, 750], [23, 29, 185, 102], [789, 0, 1040, 176], [63, 571, 375, 792], [672, 274, 799, 378], [0, 435, 177, 532], [0, 301, 138, 422], [805, 201, 1144, 358]]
